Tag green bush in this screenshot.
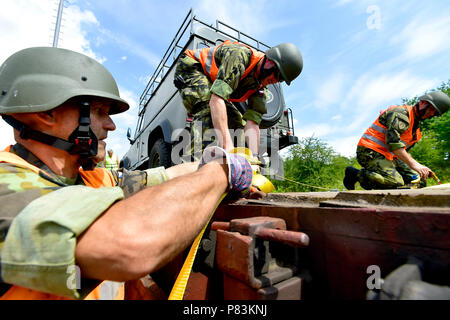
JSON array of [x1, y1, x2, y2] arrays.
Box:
[[270, 136, 358, 192]]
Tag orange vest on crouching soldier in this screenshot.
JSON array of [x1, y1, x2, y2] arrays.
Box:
[[185, 40, 265, 102], [357, 105, 422, 161]]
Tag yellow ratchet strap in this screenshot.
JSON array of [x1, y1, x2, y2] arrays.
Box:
[[168, 192, 227, 300], [168, 149, 274, 300]]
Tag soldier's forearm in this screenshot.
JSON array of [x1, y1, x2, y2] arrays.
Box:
[[244, 119, 260, 155], [392, 148, 433, 179], [75, 161, 228, 281], [392, 148, 417, 168], [166, 161, 199, 179], [210, 94, 233, 150]]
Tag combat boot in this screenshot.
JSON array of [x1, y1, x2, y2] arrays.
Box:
[[343, 166, 360, 190]]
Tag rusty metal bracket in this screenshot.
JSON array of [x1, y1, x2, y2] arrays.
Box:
[[213, 216, 310, 289], [193, 228, 217, 274]]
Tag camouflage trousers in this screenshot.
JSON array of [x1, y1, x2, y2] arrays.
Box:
[[174, 53, 212, 113], [175, 53, 246, 161], [182, 106, 246, 161], [356, 146, 423, 189]]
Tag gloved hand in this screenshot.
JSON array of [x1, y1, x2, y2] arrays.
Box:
[[228, 147, 275, 197], [200, 146, 253, 198], [248, 186, 266, 200], [229, 147, 261, 174]]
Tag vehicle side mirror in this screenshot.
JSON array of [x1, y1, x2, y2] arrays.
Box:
[[127, 128, 134, 143]]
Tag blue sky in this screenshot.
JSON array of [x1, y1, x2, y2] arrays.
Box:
[[1, 0, 449, 159]]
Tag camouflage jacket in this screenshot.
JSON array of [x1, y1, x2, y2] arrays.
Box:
[[0, 144, 169, 298], [210, 44, 268, 124], [373, 105, 420, 151]]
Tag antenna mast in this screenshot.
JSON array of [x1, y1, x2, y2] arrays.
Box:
[[52, 0, 65, 47]]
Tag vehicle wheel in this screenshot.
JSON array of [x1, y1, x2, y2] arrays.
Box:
[[149, 138, 172, 168], [260, 84, 284, 129], [233, 85, 284, 129]]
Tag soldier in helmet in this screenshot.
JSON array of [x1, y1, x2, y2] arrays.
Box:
[[174, 40, 303, 160], [0, 47, 253, 299], [344, 91, 450, 190]]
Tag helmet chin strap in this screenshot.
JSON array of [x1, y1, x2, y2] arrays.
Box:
[[68, 101, 98, 170], [2, 101, 99, 171]]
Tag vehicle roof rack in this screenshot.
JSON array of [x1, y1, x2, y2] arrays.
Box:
[[138, 8, 271, 113]]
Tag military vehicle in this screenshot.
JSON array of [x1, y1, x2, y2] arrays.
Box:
[[121, 9, 298, 178]]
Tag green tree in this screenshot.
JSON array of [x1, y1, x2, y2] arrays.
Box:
[[271, 136, 357, 192]]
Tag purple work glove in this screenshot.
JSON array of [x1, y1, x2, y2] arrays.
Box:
[[200, 146, 253, 197]]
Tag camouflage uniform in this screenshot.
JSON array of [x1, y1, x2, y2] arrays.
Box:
[[174, 44, 268, 160], [0, 144, 169, 298], [356, 106, 422, 189]]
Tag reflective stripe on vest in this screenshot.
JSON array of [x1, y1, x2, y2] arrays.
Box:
[[366, 123, 411, 151], [105, 154, 119, 171], [0, 147, 123, 300], [185, 40, 265, 102], [357, 105, 422, 160], [192, 46, 215, 77], [361, 133, 392, 153]]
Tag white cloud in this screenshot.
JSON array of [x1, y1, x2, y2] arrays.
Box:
[[97, 27, 161, 68], [197, 0, 264, 37], [326, 134, 360, 158], [0, 0, 102, 64], [302, 70, 435, 130], [196, 0, 295, 40], [0, 122, 14, 150], [313, 72, 347, 110], [334, 0, 353, 7], [104, 87, 139, 160], [139, 75, 152, 87], [0, 1, 74, 150], [341, 71, 437, 128], [58, 4, 105, 62], [391, 16, 450, 61], [331, 114, 342, 121], [113, 87, 139, 128], [295, 122, 334, 139], [0, 1, 54, 63], [291, 120, 360, 157]]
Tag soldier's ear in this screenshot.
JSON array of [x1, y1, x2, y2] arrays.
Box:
[[8, 111, 55, 129], [36, 110, 57, 126], [264, 59, 276, 70], [418, 100, 429, 111]]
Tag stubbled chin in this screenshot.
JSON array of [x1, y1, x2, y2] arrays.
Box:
[[93, 140, 106, 164]]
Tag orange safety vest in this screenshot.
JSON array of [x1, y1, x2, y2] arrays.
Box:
[[185, 40, 265, 102], [0, 146, 123, 300], [357, 105, 422, 161]]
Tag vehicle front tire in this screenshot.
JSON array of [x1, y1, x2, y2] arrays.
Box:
[[149, 138, 172, 168]]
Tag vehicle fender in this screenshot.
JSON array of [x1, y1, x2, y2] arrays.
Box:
[[121, 157, 131, 170], [160, 120, 173, 144]]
